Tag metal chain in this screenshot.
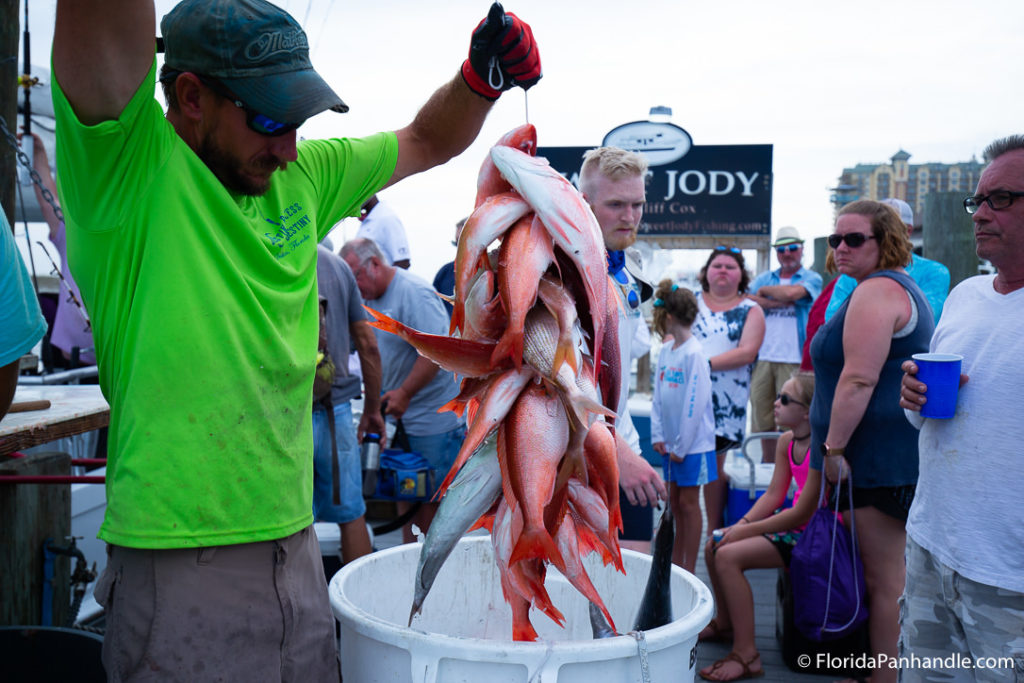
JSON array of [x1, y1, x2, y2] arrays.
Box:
[[0, 113, 65, 223]]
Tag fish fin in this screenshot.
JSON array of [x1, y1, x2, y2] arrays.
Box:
[[437, 397, 466, 417], [510, 527, 565, 573], [490, 329, 524, 370]]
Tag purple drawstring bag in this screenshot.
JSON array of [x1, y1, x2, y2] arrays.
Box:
[[790, 469, 869, 641]]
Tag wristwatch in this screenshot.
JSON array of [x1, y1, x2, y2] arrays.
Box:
[[821, 443, 845, 457]]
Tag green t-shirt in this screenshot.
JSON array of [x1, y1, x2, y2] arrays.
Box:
[[53, 61, 397, 548]]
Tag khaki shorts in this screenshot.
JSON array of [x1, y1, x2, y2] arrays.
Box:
[[749, 361, 800, 432], [96, 525, 339, 682]]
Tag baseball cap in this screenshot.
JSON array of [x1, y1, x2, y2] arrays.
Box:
[[772, 226, 804, 247], [160, 0, 348, 124], [881, 198, 914, 226]]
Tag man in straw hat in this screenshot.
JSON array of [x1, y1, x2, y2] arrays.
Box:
[[747, 226, 822, 461], [51, 0, 541, 678]]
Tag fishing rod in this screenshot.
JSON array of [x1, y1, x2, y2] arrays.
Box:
[[18, 0, 41, 303]]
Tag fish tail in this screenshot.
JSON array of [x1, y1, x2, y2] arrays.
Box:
[[520, 565, 566, 627], [510, 527, 565, 573], [490, 330, 524, 370], [448, 304, 463, 335], [574, 391, 616, 422], [550, 337, 575, 378], [363, 305, 404, 336]]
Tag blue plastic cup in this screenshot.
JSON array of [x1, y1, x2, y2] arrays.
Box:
[[912, 353, 963, 419]]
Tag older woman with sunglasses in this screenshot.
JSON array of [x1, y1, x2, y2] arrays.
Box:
[[809, 200, 933, 683], [693, 246, 766, 534]]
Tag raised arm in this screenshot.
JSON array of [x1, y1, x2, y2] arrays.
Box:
[[53, 0, 155, 125], [384, 3, 541, 188], [20, 132, 61, 238]]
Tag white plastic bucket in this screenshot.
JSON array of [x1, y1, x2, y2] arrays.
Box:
[[329, 535, 713, 683]]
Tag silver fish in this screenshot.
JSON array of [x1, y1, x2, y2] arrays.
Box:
[[408, 435, 502, 624]]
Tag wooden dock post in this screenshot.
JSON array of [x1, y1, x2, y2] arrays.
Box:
[[0, 451, 72, 626]]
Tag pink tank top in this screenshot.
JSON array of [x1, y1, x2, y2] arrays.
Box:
[[788, 438, 811, 510]]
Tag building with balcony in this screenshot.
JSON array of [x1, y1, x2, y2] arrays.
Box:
[[829, 149, 985, 228]]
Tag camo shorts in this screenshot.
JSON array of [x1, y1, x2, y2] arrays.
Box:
[[898, 537, 1024, 682]]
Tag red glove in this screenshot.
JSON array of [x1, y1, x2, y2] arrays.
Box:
[[462, 2, 542, 101]]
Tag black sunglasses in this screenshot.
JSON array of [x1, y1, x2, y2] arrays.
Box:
[[715, 245, 742, 254], [827, 232, 875, 249], [776, 392, 806, 407], [199, 76, 302, 137], [775, 244, 801, 253], [963, 191, 1024, 215]]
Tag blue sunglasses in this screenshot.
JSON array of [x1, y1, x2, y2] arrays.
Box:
[[715, 245, 742, 254], [775, 243, 801, 253], [612, 269, 640, 309], [199, 76, 302, 137]]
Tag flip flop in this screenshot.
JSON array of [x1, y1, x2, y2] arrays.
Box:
[[697, 617, 734, 643], [698, 651, 765, 682]]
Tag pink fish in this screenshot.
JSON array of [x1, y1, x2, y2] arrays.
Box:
[[499, 383, 569, 572], [475, 123, 537, 208], [436, 365, 536, 497], [522, 306, 615, 426], [492, 499, 564, 637], [462, 268, 506, 342], [451, 192, 531, 335], [583, 420, 623, 536], [492, 214, 556, 368], [553, 511, 617, 632], [489, 146, 609, 374], [598, 275, 622, 424], [363, 305, 508, 379], [536, 272, 579, 377], [567, 477, 624, 572]]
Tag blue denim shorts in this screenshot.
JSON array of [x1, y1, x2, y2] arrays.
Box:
[[405, 425, 466, 482], [662, 449, 718, 487], [312, 401, 365, 524]]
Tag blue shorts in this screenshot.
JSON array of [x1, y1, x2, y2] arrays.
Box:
[[405, 425, 466, 481], [662, 450, 717, 487], [312, 401, 366, 524]]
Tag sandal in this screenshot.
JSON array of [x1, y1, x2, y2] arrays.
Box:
[[699, 651, 764, 682], [697, 618, 734, 643]]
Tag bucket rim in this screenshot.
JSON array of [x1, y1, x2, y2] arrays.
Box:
[[328, 536, 713, 659]]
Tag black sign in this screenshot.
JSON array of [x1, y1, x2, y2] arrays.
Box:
[[536, 145, 773, 239]]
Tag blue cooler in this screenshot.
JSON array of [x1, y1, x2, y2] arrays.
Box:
[[722, 432, 791, 526]]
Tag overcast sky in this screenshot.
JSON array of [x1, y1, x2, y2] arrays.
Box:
[[24, 0, 1024, 283]]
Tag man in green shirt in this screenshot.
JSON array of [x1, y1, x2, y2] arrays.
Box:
[[52, 0, 541, 679]]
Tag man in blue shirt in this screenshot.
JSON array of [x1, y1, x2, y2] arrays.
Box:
[[1, 212, 47, 418], [747, 226, 822, 461], [826, 198, 950, 325]]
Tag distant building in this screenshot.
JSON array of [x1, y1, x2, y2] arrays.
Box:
[[830, 150, 985, 230]]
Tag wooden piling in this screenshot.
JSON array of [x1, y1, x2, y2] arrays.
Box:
[[0, 451, 71, 626]]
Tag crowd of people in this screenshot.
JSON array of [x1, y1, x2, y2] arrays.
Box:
[[0, 1, 1019, 681]]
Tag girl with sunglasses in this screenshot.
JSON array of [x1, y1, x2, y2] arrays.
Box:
[[809, 199, 933, 683], [692, 247, 766, 536], [698, 372, 820, 682]]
